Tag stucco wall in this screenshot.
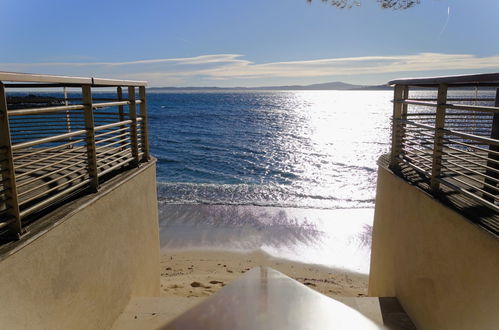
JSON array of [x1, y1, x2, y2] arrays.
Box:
[[0, 161, 160, 330], [369, 165, 499, 330]]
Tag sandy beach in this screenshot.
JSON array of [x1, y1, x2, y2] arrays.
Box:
[[159, 249, 369, 299]]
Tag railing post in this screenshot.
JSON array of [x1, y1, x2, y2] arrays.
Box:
[[128, 86, 140, 166], [483, 88, 499, 202], [390, 84, 405, 170], [430, 83, 448, 192], [82, 85, 99, 192], [63, 86, 73, 148], [117, 87, 127, 150], [0, 83, 22, 238], [139, 86, 150, 160]]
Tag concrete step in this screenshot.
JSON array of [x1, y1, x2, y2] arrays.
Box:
[[111, 296, 204, 330], [334, 296, 417, 329]]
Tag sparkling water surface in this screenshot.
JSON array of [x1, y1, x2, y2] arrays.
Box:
[[150, 90, 393, 209]]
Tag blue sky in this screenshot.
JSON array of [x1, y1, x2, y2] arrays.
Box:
[[1, 0, 499, 87]]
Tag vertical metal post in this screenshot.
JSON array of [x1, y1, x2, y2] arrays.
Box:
[[139, 86, 150, 160], [483, 88, 499, 202], [128, 86, 140, 166], [82, 85, 99, 191], [64, 87, 73, 148], [389, 85, 405, 170], [0, 83, 22, 238], [117, 87, 127, 150], [430, 84, 448, 192]]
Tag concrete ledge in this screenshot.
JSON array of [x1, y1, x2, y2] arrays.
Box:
[[0, 161, 160, 330], [369, 164, 499, 330]]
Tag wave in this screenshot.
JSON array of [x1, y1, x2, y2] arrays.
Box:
[[157, 181, 375, 210]]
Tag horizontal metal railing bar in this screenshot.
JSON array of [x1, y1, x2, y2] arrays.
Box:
[[93, 101, 129, 108], [14, 146, 87, 174], [94, 127, 130, 139], [9, 120, 85, 125], [408, 98, 494, 102], [396, 99, 499, 114], [19, 179, 92, 217], [403, 143, 434, 156], [442, 157, 499, 182], [97, 155, 133, 169], [16, 160, 87, 189], [15, 154, 87, 180], [443, 128, 499, 147], [401, 154, 432, 172], [9, 121, 85, 127], [8, 110, 84, 116], [402, 134, 435, 145], [389, 72, 499, 85], [18, 166, 89, 199], [19, 173, 89, 207], [96, 141, 131, 153], [98, 158, 133, 177], [0, 218, 14, 230], [396, 100, 438, 107], [8, 122, 84, 129], [442, 137, 499, 156], [11, 130, 87, 151], [440, 172, 498, 201], [397, 120, 436, 131], [402, 147, 434, 164], [98, 151, 133, 168], [401, 148, 433, 162], [97, 149, 132, 164], [92, 100, 142, 109], [7, 104, 85, 116], [9, 117, 85, 122], [94, 120, 132, 132], [94, 115, 128, 118], [442, 165, 499, 193], [406, 114, 493, 118], [442, 145, 499, 165], [10, 128, 84, 134], [91, 77, 146, 87], [13, 139, 85, 160], [446, 103, 499, 114], [4, 83, 83, 88], [436, 177, 499, 212], [95, 132, 130, 145], [0, 71, 147, 86], [403, 130, 435, 142]]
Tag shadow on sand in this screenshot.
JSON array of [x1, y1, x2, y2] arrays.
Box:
[[158, 203, 326, 251]]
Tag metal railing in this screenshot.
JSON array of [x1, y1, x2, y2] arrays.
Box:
[[389, 73, 499, 234], [0, 72, 150, 239]]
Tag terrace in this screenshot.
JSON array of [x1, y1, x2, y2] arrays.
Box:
[[386, 72, 499, 236], [0, 72, 150, 240]]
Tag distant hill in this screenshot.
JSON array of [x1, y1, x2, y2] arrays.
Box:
[[148, 81, 391, 92]]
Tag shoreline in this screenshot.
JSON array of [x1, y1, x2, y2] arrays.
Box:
[[160, 249, 369, 299]]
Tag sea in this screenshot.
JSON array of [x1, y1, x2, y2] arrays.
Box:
[[150, 90, 393, 209], [151, 90, 393, 273]]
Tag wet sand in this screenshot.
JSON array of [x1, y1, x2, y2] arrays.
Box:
[[160, 250, 369, 299], [159, 204, 374, 273]]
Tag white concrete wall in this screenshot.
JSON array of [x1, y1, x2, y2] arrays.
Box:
[[0, 162, 160, 330], [369, 165, 499, 330]]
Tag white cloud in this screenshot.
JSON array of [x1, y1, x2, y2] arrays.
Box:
[[1, 52, 499, 86]]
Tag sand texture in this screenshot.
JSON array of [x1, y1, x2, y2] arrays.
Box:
[[160, 250, 368, 299]]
